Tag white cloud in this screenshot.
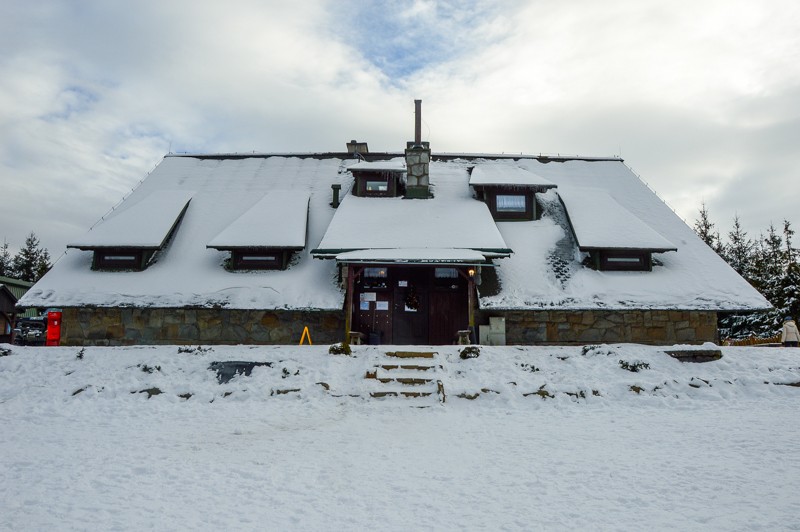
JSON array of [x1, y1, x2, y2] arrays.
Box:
[[0, 0, 798, 256]]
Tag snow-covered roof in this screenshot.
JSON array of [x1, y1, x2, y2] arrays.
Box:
[[23, 156, 345, 310], [469, 164, 555, 187], [479, 159, 769, 311], [335, 248, 486, 263], [67, 190, 194, 249], [19, 153, 769, 312], [207, 191, 309, 250], [313, 194, 511, 257], [346, 160, 406, 172], [557, 186, 677, 251]]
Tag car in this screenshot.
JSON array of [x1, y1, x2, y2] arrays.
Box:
[[12, 316, 47, 346]]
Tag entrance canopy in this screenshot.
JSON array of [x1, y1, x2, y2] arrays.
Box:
[[312, 195, 512, 259], [335, 248, 487, 264]]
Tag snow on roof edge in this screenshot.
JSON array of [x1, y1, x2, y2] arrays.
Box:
[[166, 152, 624, 162]]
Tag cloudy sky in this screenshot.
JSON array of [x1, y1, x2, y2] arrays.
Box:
[[1, 0, 799, 257]]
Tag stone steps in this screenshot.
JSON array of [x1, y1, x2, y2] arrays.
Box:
[[376, 377, 433, 385], [386, 351, 437, 359], [368, 351, 445, 403], [370, 390, 434, 398], [379, 364, 435, 371]]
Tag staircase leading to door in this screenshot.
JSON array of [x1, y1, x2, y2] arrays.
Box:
[[366, 351, 445, 404]]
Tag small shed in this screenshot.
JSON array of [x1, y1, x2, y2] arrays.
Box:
[[0, 276, 34, 342]]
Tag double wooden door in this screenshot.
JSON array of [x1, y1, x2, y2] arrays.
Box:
[[353, 266, 468, 345]]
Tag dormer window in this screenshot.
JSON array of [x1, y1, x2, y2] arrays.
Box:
[[93, 249, 152, 271], [207, 191, 309, 272], [67, 190, 194, 272], [232, 251, 283, 270], [348, 161, 406, 198], [557, 186, 677, 273], [469, 164, 556, 221], [590, 250, 653, 272]]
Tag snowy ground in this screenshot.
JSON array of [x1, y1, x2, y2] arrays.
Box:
[[1, 343, 799, 531]]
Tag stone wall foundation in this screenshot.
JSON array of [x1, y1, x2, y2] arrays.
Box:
[[478, 310, 718, 345], [60, 308, 345, 346], [60, 308, 718, 346]]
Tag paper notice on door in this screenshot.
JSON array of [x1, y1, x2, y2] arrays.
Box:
[[375, 301, 389, 311], [360, 301, 370, 311], [360, 292, 377, 302]]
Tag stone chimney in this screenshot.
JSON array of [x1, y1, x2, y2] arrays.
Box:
[[405, 99, 431, 198]]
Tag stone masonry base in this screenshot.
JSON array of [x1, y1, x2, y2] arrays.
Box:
[[59, 307, 718, 346], [60, 307, 345, 346], [479, 310, 718, 345]]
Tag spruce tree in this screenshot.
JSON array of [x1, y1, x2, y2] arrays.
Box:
[[11, 232, 51, 282], [0, 239, 11, 277], [35, 247, 51, 282], [745, 224, 786, 335], [693, 202, 722, 254], [780, 220, 800, 321], [717, 217, 799, 340], [723, 215, 754, 279]]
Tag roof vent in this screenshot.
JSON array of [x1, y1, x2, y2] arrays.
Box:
[[346, 140, 369, 155]]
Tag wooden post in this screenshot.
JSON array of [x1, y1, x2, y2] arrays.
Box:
[[344, 265, 355, 343], [458, 267, 478, 344], [467, 276, 476, 343]]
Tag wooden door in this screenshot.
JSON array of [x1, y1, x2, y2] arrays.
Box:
[[428, 290, 468, 345], [392, 268, 428, 344], [352, 266, 392, 344]]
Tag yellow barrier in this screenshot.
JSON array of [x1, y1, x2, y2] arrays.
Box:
[[299, 326, 312, 345]]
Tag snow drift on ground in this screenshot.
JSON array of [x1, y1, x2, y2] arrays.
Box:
[[1, 343, 799, 531]]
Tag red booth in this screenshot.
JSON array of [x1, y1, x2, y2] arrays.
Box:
[[46, 309, 62, 346]]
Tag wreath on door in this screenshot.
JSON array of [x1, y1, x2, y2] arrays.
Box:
[[404, 285, 419, 311]]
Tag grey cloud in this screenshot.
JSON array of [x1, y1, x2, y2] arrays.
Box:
[[1, 0, 798, 257]]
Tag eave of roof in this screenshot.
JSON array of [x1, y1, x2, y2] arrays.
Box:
[[346, 160, 406, 173], [469, 164, 556, 188], [334, 248, 490, 263]]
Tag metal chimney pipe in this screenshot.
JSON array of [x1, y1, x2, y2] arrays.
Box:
[[414, 99, 422, 145]]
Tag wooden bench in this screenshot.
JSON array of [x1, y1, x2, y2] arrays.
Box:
[[348, 331, 365, 345]]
